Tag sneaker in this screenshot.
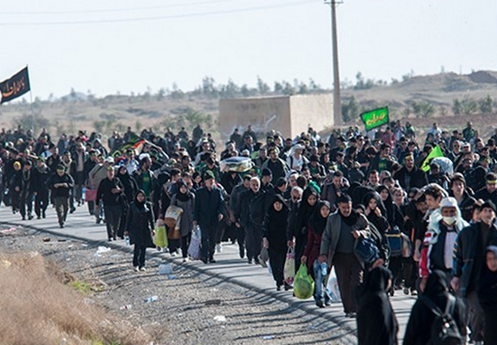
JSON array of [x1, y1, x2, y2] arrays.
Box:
[[216, 244, 222, 253], [411, 290, 418, 296], [134, 266, 139, 272], [316, 300, 325, 308], [139, 267, 146, 272]]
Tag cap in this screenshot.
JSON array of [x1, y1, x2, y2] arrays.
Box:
[[203, 170, 215, 181], [105, 157, 115, 164], [486, 173, 497, 185], [481, 200, 496, 213], [440, 197, 458, 209]]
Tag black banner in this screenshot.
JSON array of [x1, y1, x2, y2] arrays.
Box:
[[0, 67, 30, 104]]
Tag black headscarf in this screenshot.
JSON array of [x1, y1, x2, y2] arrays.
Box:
[[356, 266, 398, 345], [134, 189, 146, 209], [478, 246, 497, 309], [423, 269, 451, 310], [296, 186, 320, 233], [175, 179, 192, 202], [309, 201, 331, 235]]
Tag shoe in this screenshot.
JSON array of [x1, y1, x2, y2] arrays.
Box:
[[209, 259, 217, 263], [324, 300, 332, 307], [284, 282, 293, 291], [134, 266, 139, 272], [248, 259, 253, 264], [411, 290, 418, 296], [28, 215, 33, 220], [403, 287, 409, 295], [108, 238, 113, 242], [346, 312, 356, 318], [22, 216, 26, 220], [37, 215, 41, 219], [201, 258, 208, 264], [171, 252, 177, 257], [316, 300, 325, 308], [70, 208, 76, 214], [254, 258, 260, 265], [182, 258, 188, 263], [216, 244, 222, 253], [139, 267, 146, 271], [276, 285, 282, 291], [42, 212, 46, 219], [96, 218, 101, 224], [113, 236, 117, 241], [59, 223, 64, 228]]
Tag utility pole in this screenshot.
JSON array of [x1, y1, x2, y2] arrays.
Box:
[[324, 0, 342, 125]]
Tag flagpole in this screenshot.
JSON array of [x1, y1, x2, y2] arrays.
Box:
[[27, 64, 35, 135]]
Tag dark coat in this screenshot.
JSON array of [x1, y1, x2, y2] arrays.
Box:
[[394, 166, 428, 190], [403, 271, 467, 345], [453, 222, 497, 296], [46, 172, 74, 198], [125, 201, 155, 247], [194, 186, 224, 228], [262, 195, 289, 253], [357, 267, 398, 345]]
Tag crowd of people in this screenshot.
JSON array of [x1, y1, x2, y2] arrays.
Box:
[[1, 120, 497, 344]]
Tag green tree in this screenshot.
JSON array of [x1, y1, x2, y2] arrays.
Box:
[[257, 76, 270, 95], [479, 95, 493, 113], [341, 96, 360, 123], [411, 101, 435, 118]]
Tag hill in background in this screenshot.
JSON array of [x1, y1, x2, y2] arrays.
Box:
[[1, 71, 496, 141]]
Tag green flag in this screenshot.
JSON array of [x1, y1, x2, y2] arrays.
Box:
[[421, 145, 444, 172], [360, 107, 389, 131]]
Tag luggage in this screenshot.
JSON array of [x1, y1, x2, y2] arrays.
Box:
[[386, 226, 403, 257]]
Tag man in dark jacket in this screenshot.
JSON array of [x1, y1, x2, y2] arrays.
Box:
[[32, 157, 51, 219], [97, 166, 125, 241], [230, 175, 251, 258], [19, 160, 35, 220], [393, 153, 428, 190], [194, 170, 224, 264], [47, 165, 74, 228], [452, 200, 497, 343]]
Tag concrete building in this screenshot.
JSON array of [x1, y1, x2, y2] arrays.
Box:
[[219, 94, 334, 140]]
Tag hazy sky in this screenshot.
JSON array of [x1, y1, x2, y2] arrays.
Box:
[[1, 0, 496, 99]]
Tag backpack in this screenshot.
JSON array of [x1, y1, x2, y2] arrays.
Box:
[[420, 294, 464, 345], [386, 226, 403, 257]]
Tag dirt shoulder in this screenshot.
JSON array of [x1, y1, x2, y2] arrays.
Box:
[[1, 225, 351, 345]]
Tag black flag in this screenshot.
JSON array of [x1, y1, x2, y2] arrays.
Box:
[[0, 67, 31, 104]]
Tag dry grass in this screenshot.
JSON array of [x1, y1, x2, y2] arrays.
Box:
[[0, 252, 153, 345]]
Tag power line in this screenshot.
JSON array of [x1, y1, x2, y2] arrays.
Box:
[[0, 0, 314, 26], [0, 0, 241, 15]]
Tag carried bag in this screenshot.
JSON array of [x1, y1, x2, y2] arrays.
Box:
[[386, 226, 403, 257], [354, 235, 380, 266], [294, 263, 315, 300], [258, 247, 269, 268], [326, 266, 342, 303], [153, 220, 168, 249], [85, 188, 97, 202], [420, 295, 464, 345], [401, 233, 413, 258], [164, 205, 183, 228], [188, 226, 202, 260], [283, 247, 296, 285]]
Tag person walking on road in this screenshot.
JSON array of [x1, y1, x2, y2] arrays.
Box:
[[403, 270, 466, 345], [319, 194, 371, 318], [194, 171, 224, 264], [170, 179, 196, 262], [96, 166, 125, 241], [356, 266, 398, 345], [452, 201, 497, 343], [32, 157, 51, 219], [125, 190, 155, 271], [46, 165, 74, 228], [477, 246, 497, 345], [262, 194, 290, 291]]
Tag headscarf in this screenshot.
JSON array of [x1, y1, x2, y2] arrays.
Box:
[[175, 179, 192, 202], [423, 270, 451, 310], [362, 191, 387, 217], [478, 246, 497, 301], [296, 186, 320, 232], [309, 201, 331, 235], [134, 189, 146, 209]]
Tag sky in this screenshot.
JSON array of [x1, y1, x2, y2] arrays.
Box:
[[1, 0, 496, 100]]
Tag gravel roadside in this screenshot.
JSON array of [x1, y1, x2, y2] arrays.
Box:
[[1, 225, 351, 345]]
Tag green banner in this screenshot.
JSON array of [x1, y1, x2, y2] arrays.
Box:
[[360, 107, 389, 131]]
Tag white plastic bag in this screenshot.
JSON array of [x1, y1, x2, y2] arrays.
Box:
[[326, 266, 341, 303], [188, 226, 201, 260]]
